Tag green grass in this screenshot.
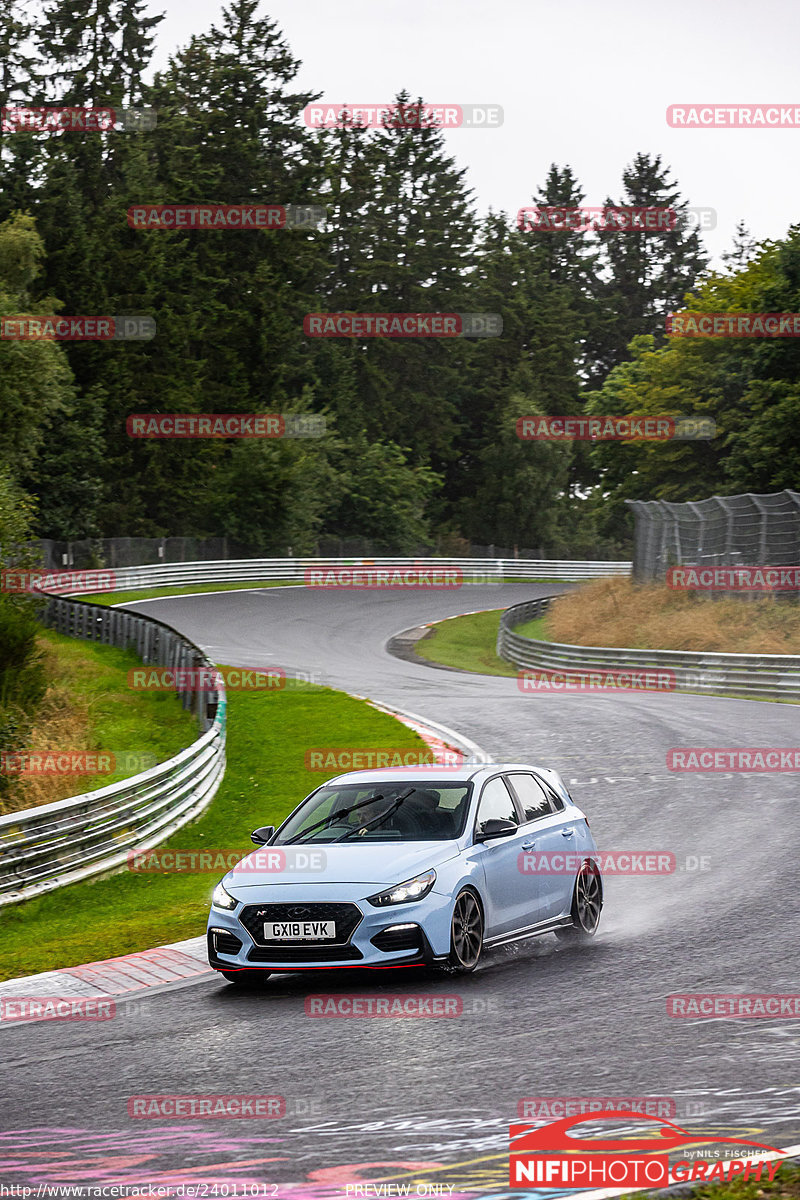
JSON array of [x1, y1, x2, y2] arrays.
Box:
[[414, 609, 519, 677], [43, 631, 199, 787], [83, 580, 293, 606], [84, 577, 569, 608], [0, 631, 198, 810], [512, 615, 550, 641], [0, 680, 434, 979]]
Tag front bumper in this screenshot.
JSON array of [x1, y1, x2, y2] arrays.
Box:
[[207, 884, 453, 973]]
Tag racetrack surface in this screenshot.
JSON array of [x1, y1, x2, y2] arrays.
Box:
[[3, 583, 799, 1193]]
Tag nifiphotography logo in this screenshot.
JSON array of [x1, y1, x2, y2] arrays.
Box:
[[509, 1111, 784, 1189]]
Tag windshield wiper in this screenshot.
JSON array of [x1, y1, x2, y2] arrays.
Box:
[[284, 793, 386, 844], [332, 789, 416, 842]]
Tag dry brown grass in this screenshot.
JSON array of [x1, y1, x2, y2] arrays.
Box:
[[544, 577, 800, 654], [1, 639, 94, 814], [0, 632, 196, 816]]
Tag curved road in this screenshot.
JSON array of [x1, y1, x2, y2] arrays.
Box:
[[3, 583, 799, 1194]]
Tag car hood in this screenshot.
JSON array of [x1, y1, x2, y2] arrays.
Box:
[[224, 840, 461, 889]]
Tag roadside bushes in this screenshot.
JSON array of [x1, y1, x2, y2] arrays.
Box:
[[0, 596, 47, 810]]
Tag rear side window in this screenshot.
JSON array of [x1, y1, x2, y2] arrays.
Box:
[[506, 773, 554, 821]]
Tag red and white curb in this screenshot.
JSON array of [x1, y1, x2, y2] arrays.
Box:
[[365, 698, 493, 768], [0, 935, 212, 1022]]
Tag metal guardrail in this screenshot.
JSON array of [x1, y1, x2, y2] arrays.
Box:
[[0, 595, 226, 906], [59, 556, 633, 593], [497, 596, 800, 702]]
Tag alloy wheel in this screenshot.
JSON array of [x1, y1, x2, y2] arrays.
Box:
[[448, 889, 484, 971]]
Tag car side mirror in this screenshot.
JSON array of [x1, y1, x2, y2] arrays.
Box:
[[251, 825, 275, 846], [475, 818, 517, 843]]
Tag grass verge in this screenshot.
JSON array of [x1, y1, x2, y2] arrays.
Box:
[[0, 631, 198, 815], [415, 576, 800, 679], [414, 609, 519, 676], [84, 578, 568, 608], [83, 580, 293, 607], [0, 679, 434, 980], [512, 615, 549, 641]]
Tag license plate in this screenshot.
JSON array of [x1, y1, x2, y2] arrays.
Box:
[[264, 920, 336, 940]]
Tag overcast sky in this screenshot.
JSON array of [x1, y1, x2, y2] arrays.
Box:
[[145, 0, 800, 266]]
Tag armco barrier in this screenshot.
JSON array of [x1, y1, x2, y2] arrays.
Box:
[[0, 558, 628, 906], [58, 556, 632, 593], [0, 594, 226, 906], [497, 596, 800, 702]]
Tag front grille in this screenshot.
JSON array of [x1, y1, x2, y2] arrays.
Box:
[[239, 902, 362, 948], [247, 944, 363, 963], [371, 925, 423, 953], [208, 929, 243, 957]]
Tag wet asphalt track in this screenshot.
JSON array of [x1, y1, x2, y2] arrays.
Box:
[[2, 583, 800, 1193]]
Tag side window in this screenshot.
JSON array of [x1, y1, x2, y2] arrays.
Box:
[[476, 777, 518, 832], [547, 787, 565, 812], [507, 773, 554, 821]]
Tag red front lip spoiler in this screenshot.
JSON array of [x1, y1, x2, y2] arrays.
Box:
[[213, 962, 427, 973]]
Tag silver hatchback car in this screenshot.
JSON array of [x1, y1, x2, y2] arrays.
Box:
[[207, 763, 603, 984]]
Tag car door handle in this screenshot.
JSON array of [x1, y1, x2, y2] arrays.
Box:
[[521, 841, 537, 851], [561, 827, 575, 837]]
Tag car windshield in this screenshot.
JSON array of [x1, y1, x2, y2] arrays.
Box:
[[274, 782, 473, 843]]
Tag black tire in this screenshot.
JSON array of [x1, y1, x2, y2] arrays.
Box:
[[555, 860, 603, 942], [445, 889, 484, 973], [219, 970, 271, 986]]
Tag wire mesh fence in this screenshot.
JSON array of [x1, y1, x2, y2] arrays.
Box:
[[626, 490, 800, 587]]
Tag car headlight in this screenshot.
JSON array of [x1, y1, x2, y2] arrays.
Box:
[[367, 869, 436, 907], [211, 882, 238, 910]]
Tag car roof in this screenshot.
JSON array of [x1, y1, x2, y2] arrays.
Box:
[[327, 763, 558, 786]]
